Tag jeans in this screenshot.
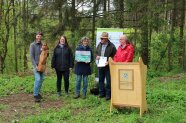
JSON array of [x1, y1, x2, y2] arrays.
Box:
[[55, 69, 70, 93], [33, 69, 44, 96], [76, 75, 88, 96], [98, 66, 111, 97]]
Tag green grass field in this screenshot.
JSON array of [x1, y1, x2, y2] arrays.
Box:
[[0, 72, 185, 123]]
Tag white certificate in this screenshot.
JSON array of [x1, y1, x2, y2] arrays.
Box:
[[97, 56, 107, 67]]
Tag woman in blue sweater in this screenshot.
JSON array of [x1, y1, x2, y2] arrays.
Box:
[[74, 37, 93, 99]]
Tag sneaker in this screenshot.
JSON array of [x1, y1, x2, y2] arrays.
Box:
[[57, 92, 62, 97], [34, 96, 41, 102], [65, 92, 69, 97], [38, 94, 43, 99], [74, 95, 80, 99], [105, 96, 111, 100]]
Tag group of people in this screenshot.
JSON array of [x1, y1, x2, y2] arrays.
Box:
[[30, 31, 134, 102]]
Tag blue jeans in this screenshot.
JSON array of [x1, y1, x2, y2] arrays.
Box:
[[76, 75, 88, 96], [98, 66, 111, 98], [33, 69, 44, 96]]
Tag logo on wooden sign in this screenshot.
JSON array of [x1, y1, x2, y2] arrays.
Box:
[[119, 69, 134, 90]]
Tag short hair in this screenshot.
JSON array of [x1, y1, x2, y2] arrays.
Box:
[[80, 36, 89, 43], [36, 32, 43, 36]]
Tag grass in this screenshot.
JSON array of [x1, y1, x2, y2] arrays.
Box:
[[0, 72, 186, 123], [0, 104, 9, 111]]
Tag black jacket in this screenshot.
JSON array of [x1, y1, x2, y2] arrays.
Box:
[[96, 40, 116, 60], [51, 45, 74, 71]]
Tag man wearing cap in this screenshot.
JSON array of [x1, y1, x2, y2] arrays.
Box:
[[30, 32, 44, 102], [96, 32, 116, 100]]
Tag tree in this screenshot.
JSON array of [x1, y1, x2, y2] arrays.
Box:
[[0, 0, 12, 73], [178, 0, 185, 70], [139, 0, 149, 66], [113, 0, 124, 28], [22, 0, 28, 71], [0, 0, 3, 73], [12, 0, 18, 73], [168, 0, 177, 71]]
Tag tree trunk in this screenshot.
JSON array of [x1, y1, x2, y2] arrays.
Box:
[[108, 0, 110, 10], [119, 0, 124, 28], [140, 1, 149, 66], [92, 0, 96, 46], [23, 47, 28, 71], [0, 0, 3, 73], [58, 0, 62, 22], [141, 27, 149, 66], [164, 0, 168, 31], [22, 0, 28, 71], [71, 0, 76, 50], [12, 0, 18, 73], [103, 0, 107, 12], [91, 0, 97, 74], [103, 0, 107, 19], [168, 0, 176, 71], [178, 0, 185, 70], [0, 0, 11, 73]]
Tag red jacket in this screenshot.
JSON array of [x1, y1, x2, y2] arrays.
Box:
[[114, 43, 134, 62]]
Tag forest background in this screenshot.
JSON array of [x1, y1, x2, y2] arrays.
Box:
[[0, 0, 186, 74]]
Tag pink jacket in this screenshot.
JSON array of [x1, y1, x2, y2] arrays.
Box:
[[114, 43, 134, 62]]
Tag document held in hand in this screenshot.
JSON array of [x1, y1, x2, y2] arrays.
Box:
[[97, 56, 107, 67]]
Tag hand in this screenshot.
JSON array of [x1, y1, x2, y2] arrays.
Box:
[[105, 61, 108, 66], [96, 56, 100, 60], [34, 66, 38, 71]]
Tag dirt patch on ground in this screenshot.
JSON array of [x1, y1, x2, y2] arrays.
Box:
[[0, 93, 63, 122], [159, 73, 185, 82]]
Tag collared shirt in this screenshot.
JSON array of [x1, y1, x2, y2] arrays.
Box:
[[121, 44, 126, 49], [96, 40, 116, 59], [59, 44, 64, 48], [101, 42, 108, 56]]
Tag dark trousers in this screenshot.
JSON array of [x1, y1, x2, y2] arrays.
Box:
[[98, 66, 111, 97], [55, 69, 70, 93]]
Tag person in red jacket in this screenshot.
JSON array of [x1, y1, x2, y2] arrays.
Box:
[[114, 35, 134, 62]]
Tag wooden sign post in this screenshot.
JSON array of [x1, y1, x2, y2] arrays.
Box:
[[109, 57, 147, 116]]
